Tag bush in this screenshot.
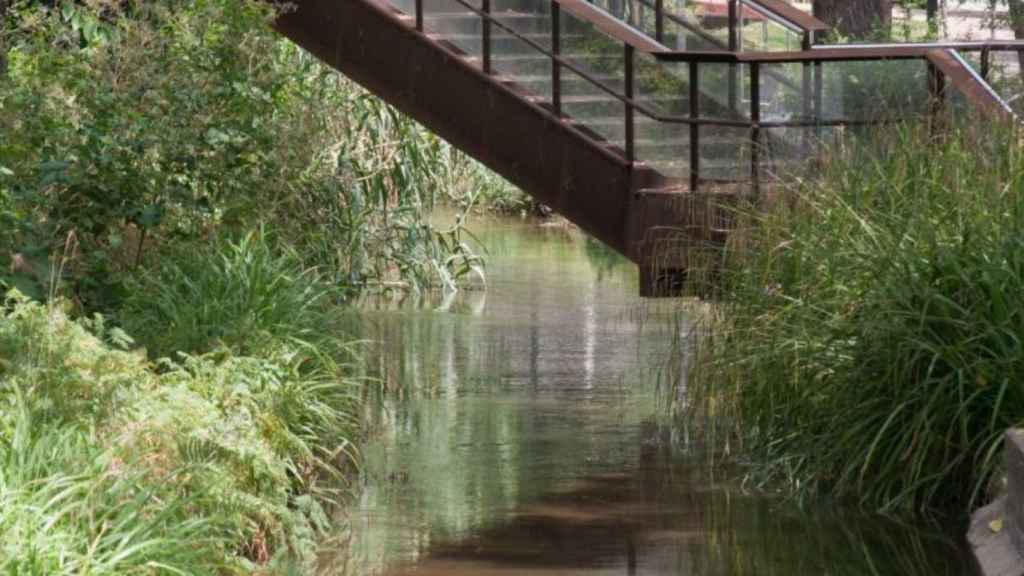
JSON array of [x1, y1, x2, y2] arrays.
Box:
[[682, 123, 1024, 514], [0, 0, 488, 310], [0, 292, 360, 570]]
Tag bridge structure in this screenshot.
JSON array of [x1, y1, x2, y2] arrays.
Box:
[[273, 0, 1022, 295]]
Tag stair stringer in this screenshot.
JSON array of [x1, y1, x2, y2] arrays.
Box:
[[274, 0, 676, 262]]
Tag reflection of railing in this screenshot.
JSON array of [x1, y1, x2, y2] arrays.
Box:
[[409, 0, 1021, 196]]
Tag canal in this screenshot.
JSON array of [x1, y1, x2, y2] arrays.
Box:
[[332, 218, 974, 576]]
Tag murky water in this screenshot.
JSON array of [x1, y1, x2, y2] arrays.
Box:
[[329, 219, 974, 576]]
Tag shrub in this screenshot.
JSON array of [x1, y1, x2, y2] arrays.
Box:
[[0, 292, 361, 569], [0, 0, 488, 310]]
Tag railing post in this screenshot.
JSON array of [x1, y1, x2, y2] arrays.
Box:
[[552, 2, 561, 115], [625, 44, 635, 166], [981, 47, 991, 81], [926, 0, 938, 30], [814, 61, 823, 140], [728, 0, 739, 113], [750, 61, 761, 199], [802, 32, 812, 155], [801, 63, 811, 154], [728, 0, 738, 51], [689, 61, 701, 193], [928, 60, 947, 135], [655, 0, 665, 43], [415, 0, 423, 31], [482, 0, 492, 74]]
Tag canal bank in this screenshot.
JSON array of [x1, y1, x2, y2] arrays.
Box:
[[969, 430, 1024, 576]]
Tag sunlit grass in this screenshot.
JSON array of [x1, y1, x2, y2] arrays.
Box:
[[1, 290, 361, 570]]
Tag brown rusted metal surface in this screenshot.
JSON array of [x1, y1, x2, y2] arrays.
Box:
[[656, 45, 935, 63], [814, 40, 1024, 52], [272, 0, 1020, 297], [749, 0, 829, 32], [273, 0, 667, 261], [926, 49, 1015, 123]]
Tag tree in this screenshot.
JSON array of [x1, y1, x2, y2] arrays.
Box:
[[1, 0, 8, 76], [1009, 0, 1024, 71], [813, 0, 893, 39]]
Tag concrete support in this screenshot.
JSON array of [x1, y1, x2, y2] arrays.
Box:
[[969, 430, 1024, 576]]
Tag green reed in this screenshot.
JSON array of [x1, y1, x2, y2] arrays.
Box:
[[681, 122, 1024, 514]]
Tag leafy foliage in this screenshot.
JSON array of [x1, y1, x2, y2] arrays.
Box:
[[0, 291, 361, 571], [0, 0, 491, 310]]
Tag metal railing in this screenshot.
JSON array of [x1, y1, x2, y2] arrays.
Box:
[[408, 0, 1022, 196]]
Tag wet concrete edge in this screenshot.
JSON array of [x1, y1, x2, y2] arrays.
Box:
[[968, 430, 1024, 576]]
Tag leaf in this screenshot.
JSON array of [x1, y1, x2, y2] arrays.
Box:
[[83, 19, 99, 43], [38, 160, 70, 187], [136, 205, 164, 228], [108, 327, 135, 350], [2, 273, 45, 302], [989, 517, 1004, 533]]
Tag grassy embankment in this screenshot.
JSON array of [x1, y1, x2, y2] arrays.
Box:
[[0, 0, 521, 570], [679, 123, 1024, 515]]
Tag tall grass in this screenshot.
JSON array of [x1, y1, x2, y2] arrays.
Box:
[[119, 229, 337, 359], [0, 405, 219, 575], [682, 123, 1024, 514]]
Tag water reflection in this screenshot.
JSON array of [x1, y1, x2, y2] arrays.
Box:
[[330, 219, 973, 576]]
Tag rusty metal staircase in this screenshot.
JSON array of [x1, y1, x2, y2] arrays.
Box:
[[274, 0, 1020, 296]]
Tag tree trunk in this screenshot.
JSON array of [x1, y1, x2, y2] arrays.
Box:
[[1010, 0, 1024, 75], [813, 0, 893, 39], [0, 0, 8, 77]]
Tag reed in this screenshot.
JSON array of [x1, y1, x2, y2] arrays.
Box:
[[682, 122, 1024, 513]]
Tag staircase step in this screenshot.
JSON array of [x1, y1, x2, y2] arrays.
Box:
[[644, 157, 805, 181], [523, 94, 687, 119], [491, 52, 624, 76], [505, 72, 624, 97], [415, 5, 799, 183], [422, 10, 552, 36], [433, 32, 583, 54], [570, 116, 686, 141]]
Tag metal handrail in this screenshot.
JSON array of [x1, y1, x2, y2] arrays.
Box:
[[410, 0, 1018, 196], [614, 0, 822, 48], [738, 1, 804, 35], [425, 0, 746, 127]]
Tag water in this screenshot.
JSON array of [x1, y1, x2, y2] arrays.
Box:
[[328, 219, 974, 576]]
